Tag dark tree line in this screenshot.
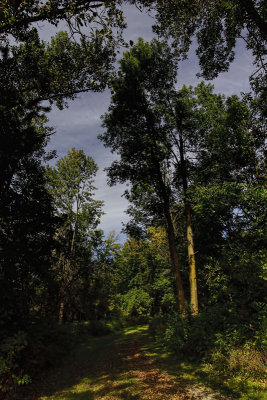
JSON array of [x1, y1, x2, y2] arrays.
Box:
[[0, 0, 266, 395]]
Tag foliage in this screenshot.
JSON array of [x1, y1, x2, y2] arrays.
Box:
[[0, 331, 30, 393], [46, 148, 104, 323], [100, 40, 267, 381], [0, 0, 125, 43], [0, 0, 266, 392], [119, 288, 153, 320], [101, 37, 266, 318], [0, 0, 126, 365], [112, 227, 176, 322], [0, 319, 113, 396], [150, 305, 267, 379], [144, 0, 266, 78], [138, 0, 267, 118], [100, 38, 190, 312], [0, 118, 58, 333]]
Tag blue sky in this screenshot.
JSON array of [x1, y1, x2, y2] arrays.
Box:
[[42, 4, 255, 241]]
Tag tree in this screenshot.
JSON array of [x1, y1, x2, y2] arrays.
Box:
[[137, 0, 266, 116], [140, 0, 266, 77], [46, 148, 103, 324], [0, 0, 125, 40], [159, 82, 266, 327], [113, 226, 175, 321], [86, 231, 122, 320], [0, 12, 117, 327], [0, 141, 57, 333], [100, 38, 187, 314], [0, 27, 118, 195], [101, 35, 266, 316], [0, 0, 125, 221]]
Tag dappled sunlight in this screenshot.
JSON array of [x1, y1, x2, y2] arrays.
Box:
[[34, 326, 233, 400], [19, 324, 264, 400]]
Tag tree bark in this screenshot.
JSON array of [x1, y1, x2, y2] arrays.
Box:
[[145, 109, 186, 314], [58, 300, 65, 325], [164, 207, 186, 315], [178, 129, 199, 315], [184, 202, 198, 315]]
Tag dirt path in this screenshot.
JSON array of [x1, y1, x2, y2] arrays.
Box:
[[85, 327, 227, 400], [21, 326, 230, 400]]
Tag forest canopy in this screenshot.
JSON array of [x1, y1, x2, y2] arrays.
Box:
[[0, 0, 266, 397]]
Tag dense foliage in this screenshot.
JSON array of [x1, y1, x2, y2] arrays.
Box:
[[99, 37, 266, 383], [0, 0, 266, 397]]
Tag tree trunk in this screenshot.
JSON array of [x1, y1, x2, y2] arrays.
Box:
[[185, 202, 198, 315], [178, 129, 199, 315], [165, 206, 186, 315], [58, 300, 64, 325], [58, 212, 78, 325], [146, 113, 186, 314]]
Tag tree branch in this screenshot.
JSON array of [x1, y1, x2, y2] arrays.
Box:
[[0, 0, 114, 35], [239, 0, 267, 38]]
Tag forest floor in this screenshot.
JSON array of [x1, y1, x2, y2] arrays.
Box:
[[19, 325, 265, 400]]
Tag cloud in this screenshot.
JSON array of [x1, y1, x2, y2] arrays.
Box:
[[46, 89, 130, 238], [44, 5, 255, 241], [177, 38, 254, 96]]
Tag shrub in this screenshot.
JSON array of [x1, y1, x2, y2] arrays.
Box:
[[119, 288, 153, 322], [0, 319, 114, 397], [150, 306, 231, 360], [211, 345, 267, 378], [149, 304, 267, 376], [86, 320, 112, 337], [0, 331, 30, 394]]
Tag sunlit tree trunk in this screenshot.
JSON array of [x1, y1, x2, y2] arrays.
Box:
[[178, 130, 199, 315], [58, 299, 65, 325], [185, 202, 198, 315]]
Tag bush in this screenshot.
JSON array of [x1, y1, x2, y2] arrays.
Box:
[[119, 288, 153, 322], [149, 305, 267, 379], [0, 319, 113, 397], [0, 331, 31, 394], [211, 345, 267, 378], [150, 306, 231, 360]]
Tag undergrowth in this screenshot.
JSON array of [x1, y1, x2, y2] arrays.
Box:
[[0, 319, 112, 398], [149, 307, 267, 381]]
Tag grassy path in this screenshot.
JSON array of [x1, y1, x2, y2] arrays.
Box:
[[20, 326, 264, 400]]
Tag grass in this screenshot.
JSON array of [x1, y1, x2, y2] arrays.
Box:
[[18, 325, 266, 400]]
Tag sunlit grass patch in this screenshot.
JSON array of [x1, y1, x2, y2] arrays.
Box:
[[29, 324, 266, 400]]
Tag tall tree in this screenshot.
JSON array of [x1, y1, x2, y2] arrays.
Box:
[[46, 148, 103, 323], [100, 38, 186, 314], [0, 0, 124, 237], [114, 226, 175, 320]]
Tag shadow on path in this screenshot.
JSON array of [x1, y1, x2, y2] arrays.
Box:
[[18, 326, 240, 400]]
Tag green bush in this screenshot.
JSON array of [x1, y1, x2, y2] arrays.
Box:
[[150, 306, 231, 360], [211, 345, 267, 378], [150, 305, 267, 379], [0, 319, 114, 397], [0, 331, 30, 394], [119, 288, 153, 322]]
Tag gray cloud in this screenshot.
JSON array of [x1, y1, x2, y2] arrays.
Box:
[[44, 5, 255, 240]]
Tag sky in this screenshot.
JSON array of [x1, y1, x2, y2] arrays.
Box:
[[42, 4, 255, 241]]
